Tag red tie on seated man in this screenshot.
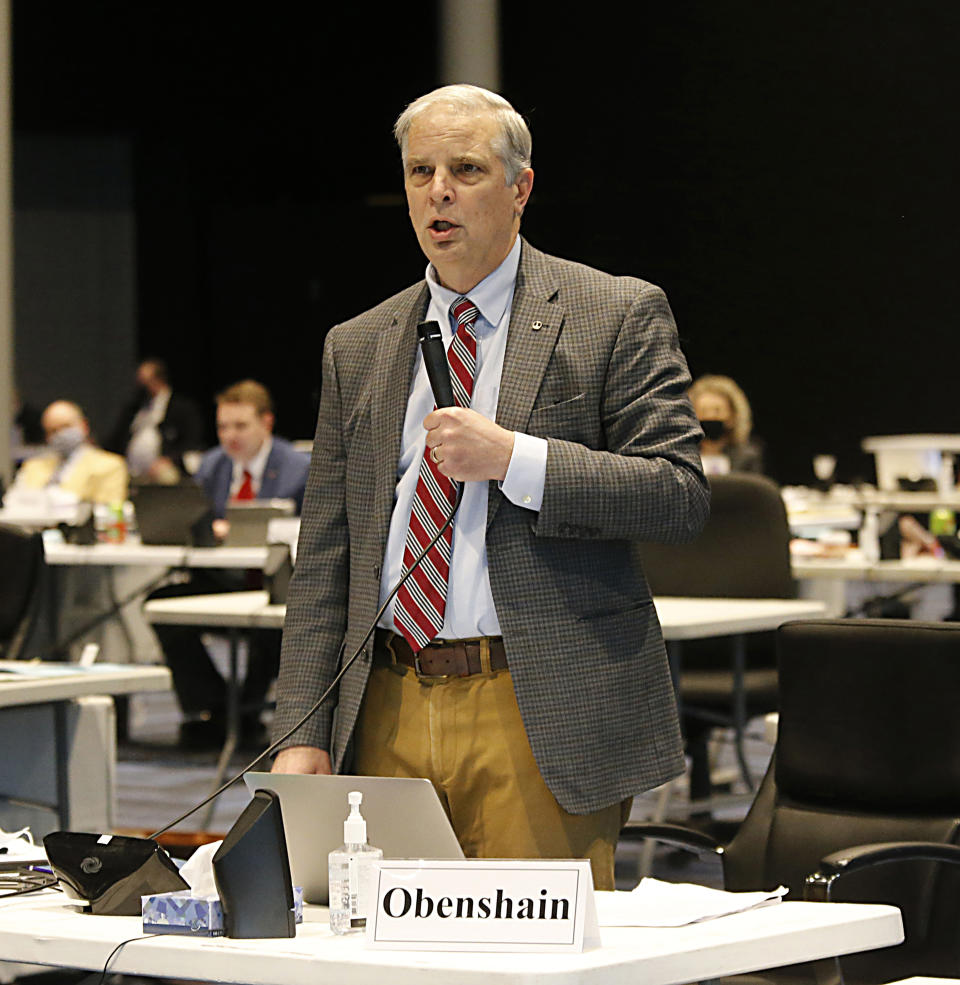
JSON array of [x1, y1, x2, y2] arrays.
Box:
[[234, 469, 255, 501]]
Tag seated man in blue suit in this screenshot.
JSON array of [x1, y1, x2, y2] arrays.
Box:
[[154, 379, 309, 749], [195, 379, 308, 528]]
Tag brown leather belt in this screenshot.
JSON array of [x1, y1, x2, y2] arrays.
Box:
[[374, 628, 508, 679]]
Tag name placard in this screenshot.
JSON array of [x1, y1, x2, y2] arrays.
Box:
[[366, 859, 599, 952]]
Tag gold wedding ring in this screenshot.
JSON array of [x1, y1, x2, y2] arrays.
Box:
[[431, 446, 440, 464]]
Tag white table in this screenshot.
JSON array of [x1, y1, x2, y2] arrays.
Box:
[[794, 556, 960, 585], [784, 486, 960, 538], [862, 434, 960, 493], [887, 980, 960, 985], [143, 593, 826, 829], [0, 893, 903, 985], [786, 487, 960, 516], [144, 590, 286, 629], [0, 504, 91, 528], [794, 554, 960, 619], [43, 539, 270, 569], [0, 660, 170, 709], [143, 592, 827, 638], [0, 661, 171, 832], [655, 597, 824, 804], [33, 536, 274, 680], [653, 597, 826, 639], [143, 592, 287, 823]]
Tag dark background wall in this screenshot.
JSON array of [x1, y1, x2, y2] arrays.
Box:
[[14, 134, 136, 433], [12, 2, 959, 481]]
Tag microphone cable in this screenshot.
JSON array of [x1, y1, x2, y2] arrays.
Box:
[[149, 481, 464, 839], [151, 317, 462, 837]]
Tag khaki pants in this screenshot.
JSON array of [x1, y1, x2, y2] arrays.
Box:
[[353, 659, 630, 891]]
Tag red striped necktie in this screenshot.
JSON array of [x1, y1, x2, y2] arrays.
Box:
[[394, 295, 479, 652]]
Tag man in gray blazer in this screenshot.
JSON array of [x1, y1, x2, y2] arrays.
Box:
[[271, 85, 709, 888]]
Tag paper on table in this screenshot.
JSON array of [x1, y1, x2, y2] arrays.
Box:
[[595, 878, 788, 927]]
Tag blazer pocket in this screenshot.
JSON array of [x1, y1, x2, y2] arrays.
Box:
[[576, 597, 654, 622], [527, 392, 595, 445]]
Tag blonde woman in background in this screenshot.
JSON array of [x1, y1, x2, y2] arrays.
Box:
[[688, 374, 764, 475]]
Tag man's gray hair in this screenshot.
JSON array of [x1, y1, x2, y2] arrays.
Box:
[[394, 84, 532, 185]]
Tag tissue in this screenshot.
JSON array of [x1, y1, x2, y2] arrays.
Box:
[[141, 842, 303, 936]]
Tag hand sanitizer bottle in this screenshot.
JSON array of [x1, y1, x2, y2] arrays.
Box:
[[328, 791, 383, 935]]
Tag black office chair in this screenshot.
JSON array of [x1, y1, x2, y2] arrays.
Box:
[[626, 619, 960, 985], [641, 473, 794, 800], [0, 521, 46, 660]]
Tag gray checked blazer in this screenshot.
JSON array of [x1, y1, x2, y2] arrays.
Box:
[[273, 240, 710, 814]]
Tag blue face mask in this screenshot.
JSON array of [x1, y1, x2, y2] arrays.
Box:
[[48, 425, 86, 458]]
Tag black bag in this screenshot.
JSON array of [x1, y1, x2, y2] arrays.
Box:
[[43, 831, 188, 916]]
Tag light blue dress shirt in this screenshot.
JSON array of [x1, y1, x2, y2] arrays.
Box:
[[378, 237, 548, 639]]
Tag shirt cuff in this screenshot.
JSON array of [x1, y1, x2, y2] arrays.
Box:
[[500, 432, 547, 512]]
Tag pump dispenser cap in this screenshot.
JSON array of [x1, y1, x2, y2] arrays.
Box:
[[344, 790, 367, 845]]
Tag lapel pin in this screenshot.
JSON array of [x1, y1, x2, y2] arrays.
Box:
[[531, 321, 543, 331]]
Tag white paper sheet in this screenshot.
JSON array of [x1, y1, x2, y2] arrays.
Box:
[[595, 878, 788, 927]]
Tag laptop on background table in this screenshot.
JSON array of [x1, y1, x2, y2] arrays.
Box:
[[223, 499, 296, 547], [131, 483, 215, 546]]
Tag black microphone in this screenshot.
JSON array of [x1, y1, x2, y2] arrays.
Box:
[[38, 326, 469, 913], [417, 320, 455, 408], [145, 326, 462, 839]]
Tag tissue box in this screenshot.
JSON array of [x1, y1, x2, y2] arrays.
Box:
[[142, 892, 224, 936], [142, 887, 304, 936], [293, 885, 304, 921]]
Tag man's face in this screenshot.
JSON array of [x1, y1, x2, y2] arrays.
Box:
[[136, 363, 160, 394], [404, 106, 533, 294], [41, 402, 88, 443], [216, 402, 273, 464]]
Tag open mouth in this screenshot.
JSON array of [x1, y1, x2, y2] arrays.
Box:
[[430, 220, 457, 232]]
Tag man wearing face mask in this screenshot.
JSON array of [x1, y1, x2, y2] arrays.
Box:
[[9, 400, 129, 504]]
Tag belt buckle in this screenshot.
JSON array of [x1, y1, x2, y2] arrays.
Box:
[[413, 654, 453, 684]]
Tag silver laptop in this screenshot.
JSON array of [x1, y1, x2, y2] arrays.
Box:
[[223, 499, 296, 547], [243, 772, 465, 904]]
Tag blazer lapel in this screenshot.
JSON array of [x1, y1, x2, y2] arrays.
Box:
[[371, 284, 430, 549], [215, 456, 233, 515], [260, 443, 281, 498], [488, 242, 564, 529]]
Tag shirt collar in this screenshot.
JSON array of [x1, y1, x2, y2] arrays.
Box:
[[232, 435, 273, 486], [424, 236, 522, 332]]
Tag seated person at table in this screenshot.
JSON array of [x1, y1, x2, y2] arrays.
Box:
[[194, 379, 308, 535], [106, 357, 206, 483], [688, 374, 764, 476], [151, 380, 309, 750], [5, 400, 128, 506]]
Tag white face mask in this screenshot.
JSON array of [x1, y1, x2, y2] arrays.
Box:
[[48, 425, 86, 458]]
